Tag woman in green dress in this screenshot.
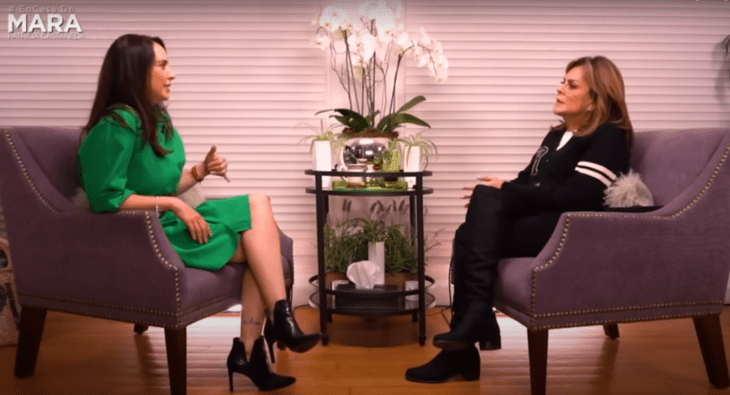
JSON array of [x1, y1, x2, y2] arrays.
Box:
[[78, 34, 319, 391]]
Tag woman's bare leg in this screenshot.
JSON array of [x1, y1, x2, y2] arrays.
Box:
[[239, 269, 266, 358], [227, 193, 283, 355], [229, 193, 286, 309]]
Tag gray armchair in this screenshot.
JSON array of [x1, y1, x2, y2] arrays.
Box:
[[0, 126, 294, 395], [494, 128, 730, 394]]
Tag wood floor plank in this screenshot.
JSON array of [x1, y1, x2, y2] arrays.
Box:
[[1, 306, 730, 394]]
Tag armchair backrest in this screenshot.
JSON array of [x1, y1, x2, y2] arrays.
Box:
[[0, 127, 83, 216], [631, 128, 730, 206], [0, 127, 95, 299]]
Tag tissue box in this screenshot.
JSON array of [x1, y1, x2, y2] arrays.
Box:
[[334, 283, 400, 311]]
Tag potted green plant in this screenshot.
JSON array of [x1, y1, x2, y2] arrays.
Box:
[[299, 119, 348, 158], [347, 216, 387, 284], [311, 3, 448, 147], [323, 220, 367, 274], [396, 132, 437, 188], [397, 132, 438, 170], [299, 119, 348, 187], [318, 96, 431, 139]]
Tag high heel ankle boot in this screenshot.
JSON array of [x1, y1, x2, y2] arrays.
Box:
[[405, 345, 480, 383], [272, 299, 320, 353], [262, 318, 287, 363], [226, 337, 295, 392]]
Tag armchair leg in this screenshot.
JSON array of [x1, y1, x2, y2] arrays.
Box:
[[133, 324, 149, 334], [164, 327, 187, 395], [527, 329, 549, 395], [603, 324, 619, 339], [693, 315, 730, 388], [14, 306, 47, 378]]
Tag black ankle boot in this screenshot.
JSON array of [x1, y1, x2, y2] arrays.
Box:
[[405, 346, 480, 383], [262, 318, 287, 363], [272, 300, 320, 353], [446, 309, 501, 351], [226, 337, 295, 391], [432, 303, 491, 350]]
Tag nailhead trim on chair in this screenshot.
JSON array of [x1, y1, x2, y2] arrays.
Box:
[[18, 292, 177, 316], [2, 129, 58, 213], [533, 300, 722, 318], [121, 210, 182, 313], [527, 139, 730, 328], [19, 300, 221, 329], [532, 310, 720, 331], [3, 129, 190, 320], [18, 289, 240, 322]]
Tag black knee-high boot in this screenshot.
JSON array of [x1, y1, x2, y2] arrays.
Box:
[[445, 223, 501, 350], [433, 185, 504, 350]]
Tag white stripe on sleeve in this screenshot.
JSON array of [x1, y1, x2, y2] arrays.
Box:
[[576, 161, 617, 181], [575, 167, 613, 187]]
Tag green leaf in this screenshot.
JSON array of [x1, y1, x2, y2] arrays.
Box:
[[396, 95, 426, 114], [364, 110, 380, 128], [392, 113, 431, 128], [376, 114, 394, 133], [333, 115, 350, 126], [315, 108, 335, 116], [334, 109, 370, 131]]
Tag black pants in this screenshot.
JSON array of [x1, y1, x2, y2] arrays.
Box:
[[451, 185, 562, 315]]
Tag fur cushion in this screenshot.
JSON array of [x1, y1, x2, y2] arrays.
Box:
[[603, 169, 654, 208]]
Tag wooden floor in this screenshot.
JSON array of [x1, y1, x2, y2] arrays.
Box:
[[2, 306, 730, 395]]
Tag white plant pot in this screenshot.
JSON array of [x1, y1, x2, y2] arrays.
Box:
[[312, 140, 332, 188], [403, 146, 421, 189], [368, 241, 385, 285]]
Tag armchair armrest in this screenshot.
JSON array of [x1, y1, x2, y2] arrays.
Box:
[[13, 209, 185, 313], [529, 205, 730, 316]]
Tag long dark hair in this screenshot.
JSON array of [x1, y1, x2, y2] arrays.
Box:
[[555, 56, 634, 149], [82, 34, 172, 156]]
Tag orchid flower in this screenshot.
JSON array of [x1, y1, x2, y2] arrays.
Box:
[[314, 32, 331, 50], [310, 2, 448, 131], [395, 32, 410, 53], [348, 31, 376, 62], [434, 41, 444, 55], [412, 43, 429, 68], [320, 6, 348, 32], [351, 57, 365, 80], [419, 27, 431, 46]]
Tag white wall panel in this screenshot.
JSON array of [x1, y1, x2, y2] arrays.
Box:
[[1, 0, 729, 306]]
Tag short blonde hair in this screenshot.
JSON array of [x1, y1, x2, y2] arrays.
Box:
[[559, 56, 634, 148]]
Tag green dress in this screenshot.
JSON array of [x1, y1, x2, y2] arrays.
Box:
[[78, 106, 251, 270]]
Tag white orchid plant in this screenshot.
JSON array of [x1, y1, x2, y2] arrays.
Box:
[[313, 1, 448, 137]]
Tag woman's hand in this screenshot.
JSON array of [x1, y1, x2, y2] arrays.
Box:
[[461, 175, 505, 207], [477, 175, 504, 189], [169, 197, 212, 244], [202, 145, 229, 182]]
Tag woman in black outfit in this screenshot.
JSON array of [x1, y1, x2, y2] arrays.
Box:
[[406, 56, 634, 383]]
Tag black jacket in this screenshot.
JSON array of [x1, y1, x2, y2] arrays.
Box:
[[501, 123, 631, 215]]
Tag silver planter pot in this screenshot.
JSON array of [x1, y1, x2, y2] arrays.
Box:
[[341, 137, 390, 164]]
